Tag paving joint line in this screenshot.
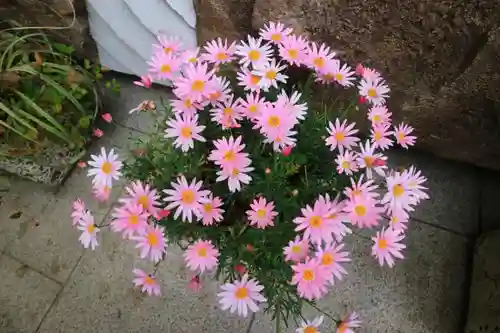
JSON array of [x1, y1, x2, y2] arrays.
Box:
[[1, 251, 64, 286]]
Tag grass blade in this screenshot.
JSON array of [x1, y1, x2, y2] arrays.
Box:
[[0, 119, 38, 143], [0, 101, 38, 134]]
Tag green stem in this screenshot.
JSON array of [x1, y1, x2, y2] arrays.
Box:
[[275, 307, 281, 333], [303, 299, 340, 323]]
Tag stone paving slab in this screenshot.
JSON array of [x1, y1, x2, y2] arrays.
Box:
[[478, 170, 500, 232], [386, 149, 479, 235], [251, 220, 469, 333], [37, 215, 251, 333], [466, 230, 500, 333], [0, 254, 60, 333]]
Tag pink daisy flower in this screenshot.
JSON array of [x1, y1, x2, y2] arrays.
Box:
[[371, 123, 393, 150], [335, 150, 359, 176], [235, 35, 272, 68], [237, 68, 263, 92], [283, 235, 309, 262], [153, 35, 182, 55], [317, 194, 352, 242], [388, 208, 410, 232], [276, 90, 308, 121], [382, 171, 418, 214], [394, 123, 417, 148], [316, 243, 350, 284], [325, 118, 360, 153], [71, 198, 86, 226], [344, 175, 379, 201], [163, 176, 210, 222], [306, 42, 336, 72], [170, 97, 201, 117], [132, 225, 168, 262], [368, 105, 392, 126], [120, 181, 161, 217], [336, 312, 362, 333], [180, 48, 199, 64], [111, 203, 149, 239], [402, 166, 429, 203], [246, 197, 278, 229], [358, 77, 390, 106], [357, 140, 387, 179], [291, 257, 329, 300], [293, 197, 339, 244], [173, 62, 214, 102], [147, 51, 182, 81], [207, 76, 232, 106], [216, 163, 254, 193], [218, 274, 267, 317], [202, 38, 236, 64], [278, 34, 309, 66], [252, 59, 288, 91], [208, 136, 250, 172], [133, 269, 161, 296], [343, 195, 383, 228], [240, 92, 267, 120], [257, 103, 297, 150], [77, 211, 99, 250], [133, 75, 153, 88], [92, 183, 111, 202], [372, 227, 405, 267], [259, 21, 293, 44], [317, 60, 355, 87], [87, 147, 122, 187], [200, 194, 224, 226], [184, 239, 220, 273], [164, 114, 206, 152], [362, 67, 382, 81], [296, 316, 324, 333], [210, 95, 244, 129]]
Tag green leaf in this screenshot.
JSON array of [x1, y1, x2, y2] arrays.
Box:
[[52, 43, 74, 55], [83, 58, 91, 70]]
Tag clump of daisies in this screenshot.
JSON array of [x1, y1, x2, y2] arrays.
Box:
[[70, 21, 428, 332]]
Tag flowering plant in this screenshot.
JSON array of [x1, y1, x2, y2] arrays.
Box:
[[71, 22, 428, 332]]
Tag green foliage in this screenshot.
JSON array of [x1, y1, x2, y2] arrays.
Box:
[[0, 29, 118, 156], [123, 77, 357, 326]]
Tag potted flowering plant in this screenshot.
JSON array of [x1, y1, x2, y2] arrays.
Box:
[[71, 22, 428, 332]]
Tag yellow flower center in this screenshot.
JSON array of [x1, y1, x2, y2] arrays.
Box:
[[223, 107, 233, 116], [216, 52, 228, 61], [373, 114, 382, 123], [291, 245, 301, 253], [309, 216, 323, 228], [304, 326, 318, 333], [267, 115, 281, 127], [188, 57, 197, 63], [288, 49, 298, 59], [248, 105, 258, 113], [203, 203, 213, 213], [231, 169, 239, 176], [191, 80, 204, 92], [160, 64, 172, 73], [322, 73, 334, 81], [223, 150, 235, 162], [271, 33, 281, 42], [392, 184, 405, 197], [397, 132, 405, 141], [364, 156, 374, 167], [87, 224, 95, 233], [313, 57, 325, 68], [303, 269, 314, 281], [248, 50, 261, 61], [367, 88, 377, 97], [163, 47, 173, 54], [235, 287, 249, 299], [147, 232, 158, 246], [378, 238, 388, 249], [184, 98, 193, 108], [337, 322, 348, 333], [256, 209, 266, 218], [181, 127, 192, 138], [391, 216, 399, 224], [375, 131, 382, 141], [321, 253, 334, 266], [101, 161, 112, 175], [335, 132, 345, 141], [341, 161, 350, 169], [250, 75, 261, 85], [335, 73, 344, 81], [181, 189, 195, 204], [209, 91, 221, 100], [129, 215, 139, 225], [265, 70, 277, 80], [354, 205, 367, 217], [197, 247, 207, 257], [326, 213, 337, 219], [144, 276, 155, 285], [138, 195, 149, 209]]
